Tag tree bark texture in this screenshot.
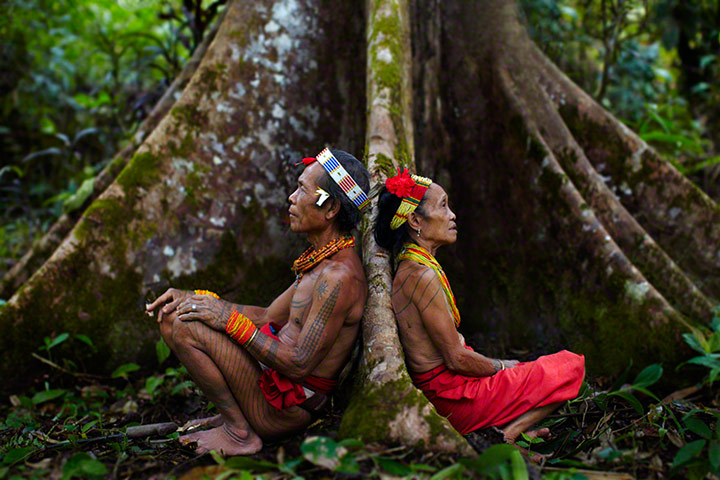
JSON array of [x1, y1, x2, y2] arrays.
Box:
[[337, 0, 473, 453], [0, 0, 366, 392], [431, 0, 719, 377]]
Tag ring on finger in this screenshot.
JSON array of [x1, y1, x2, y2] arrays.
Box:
[[192, 304, 197, 311]]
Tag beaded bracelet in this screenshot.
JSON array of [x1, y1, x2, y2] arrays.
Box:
[[195, 289, 220, 299], [226, 310, 258, 345]]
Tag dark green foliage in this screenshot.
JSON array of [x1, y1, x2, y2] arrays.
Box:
[[0, 0, 225, 279]]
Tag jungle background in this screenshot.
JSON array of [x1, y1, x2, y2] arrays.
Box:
[[1, 0, 720, 478]]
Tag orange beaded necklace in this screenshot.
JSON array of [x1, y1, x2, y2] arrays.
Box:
[[292, 236, 355, 287]]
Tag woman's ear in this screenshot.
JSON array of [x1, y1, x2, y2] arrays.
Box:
[[407, 211, 422, 230]]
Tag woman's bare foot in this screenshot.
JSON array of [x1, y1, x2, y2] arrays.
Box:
[[179, 423, 262, 456], [179, 414, 224, 433]]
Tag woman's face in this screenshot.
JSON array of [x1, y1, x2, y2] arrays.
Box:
[[414, 183, 457, 246]]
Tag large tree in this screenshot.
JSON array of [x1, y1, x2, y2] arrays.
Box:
[[1, 0, 718, 451]]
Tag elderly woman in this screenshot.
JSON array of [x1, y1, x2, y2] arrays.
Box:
[[374, 169, 585, 446]]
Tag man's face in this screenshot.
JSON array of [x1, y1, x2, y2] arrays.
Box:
[[288, 162, 330, 234]]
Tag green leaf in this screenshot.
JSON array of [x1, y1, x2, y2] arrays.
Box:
[[111, 363, 140, 378], [709, 441, 720, 472], [46, 332, 70, 350], [682, 331, 709, 354], [63, 177, 95, 213], [672, 439, 706, 468], [410, 462, 437, 472], [223, 456, 277, 472], [61, 452, 107, 479], [156, 338, 171, 365], [171, 380, 194, 395], [461, 444, 528, 477], [685, 417, 712, 439], [377, 458, 413, 476], [75, 334, 94, 348], [144, 376, 164, 396], [609, 390, 644, 415], [82, 420, 98, 433], [32, 388, 67, 405], [2, 446, 34, 465], [337, 438, 364, 448], [301, 436, 347, 471], [632, 364, 662, 388], [429, 463, 464, 480]]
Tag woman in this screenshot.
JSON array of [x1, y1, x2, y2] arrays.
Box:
[[374, 168, 585, 446]]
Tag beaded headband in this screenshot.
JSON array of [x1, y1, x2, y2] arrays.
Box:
[[386, 168, 433, 230], [300, 148, 370, 210]]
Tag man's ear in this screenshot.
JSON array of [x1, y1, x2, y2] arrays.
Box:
[[324, 198, 342, 221]]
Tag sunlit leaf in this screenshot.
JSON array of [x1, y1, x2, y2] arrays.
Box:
[[75, 334, 94, 348], [63, 177, 95, 213]]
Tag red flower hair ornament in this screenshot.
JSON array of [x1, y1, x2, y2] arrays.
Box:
[[385, 168, 416, 198]]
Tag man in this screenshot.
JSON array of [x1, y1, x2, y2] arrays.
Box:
[[147, 148, 370, 456]]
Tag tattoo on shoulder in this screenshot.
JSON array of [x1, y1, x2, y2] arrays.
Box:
[[316, 279, 328, 298]]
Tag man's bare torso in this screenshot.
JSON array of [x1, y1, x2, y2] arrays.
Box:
[[275, 248, 366, 379]]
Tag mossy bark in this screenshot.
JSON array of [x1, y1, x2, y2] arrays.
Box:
[[0, 0, 366, 394], [338, 0, 473, 454]]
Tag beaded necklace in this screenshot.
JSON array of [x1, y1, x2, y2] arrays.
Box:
[[292, 235, 355, 287], [397, 243, 461, 327]]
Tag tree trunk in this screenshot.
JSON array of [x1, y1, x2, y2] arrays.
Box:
[[337, 0, 473, 453], [2, 0, 718, 452], [431, 0, 719, 378]]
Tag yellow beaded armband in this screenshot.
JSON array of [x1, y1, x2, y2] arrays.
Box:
[[226, 310, 258, 345], [195, 289, 220, 299]]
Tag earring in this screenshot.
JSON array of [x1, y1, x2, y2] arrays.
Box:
[[416, 228, 421, 237]]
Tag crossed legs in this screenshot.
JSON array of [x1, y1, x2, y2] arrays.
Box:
[[158, 311, 311, 455]]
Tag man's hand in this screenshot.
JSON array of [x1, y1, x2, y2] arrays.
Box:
[[176, 294, 233, 332], [146, 288, 193, 322]]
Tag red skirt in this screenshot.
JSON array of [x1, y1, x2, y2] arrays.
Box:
[[410, 350, 585, 434], [257, 323, 337, 411]]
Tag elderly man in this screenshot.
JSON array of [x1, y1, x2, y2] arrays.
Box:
[[147, 149, 369, 456]]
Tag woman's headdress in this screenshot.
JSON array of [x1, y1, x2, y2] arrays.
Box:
[[386, 168, 432, 230]]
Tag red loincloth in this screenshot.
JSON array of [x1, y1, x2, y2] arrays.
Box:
[[411, 350, 585, 434], [257, 323, 337, 411]]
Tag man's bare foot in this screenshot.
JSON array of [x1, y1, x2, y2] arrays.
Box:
[[179, 414, 224, 433], [179, 423, 262, 456]]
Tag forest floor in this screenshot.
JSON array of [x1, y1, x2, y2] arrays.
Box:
[[0, 337, 717, 480]]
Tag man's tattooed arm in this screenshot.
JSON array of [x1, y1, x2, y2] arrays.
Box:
[[242, 270, 351, 381]]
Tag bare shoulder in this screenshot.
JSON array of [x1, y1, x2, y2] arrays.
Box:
[[393, 260, 437, 295]]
